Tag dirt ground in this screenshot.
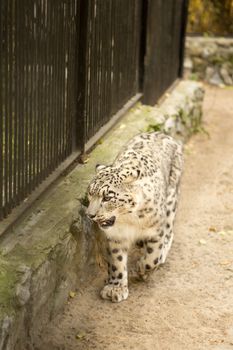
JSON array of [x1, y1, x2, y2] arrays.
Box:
[[37, 86, 233, 350]]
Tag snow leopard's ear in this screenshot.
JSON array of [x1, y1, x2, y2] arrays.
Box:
[[123, 169, 140, 184], [95, 164, 108, 173]]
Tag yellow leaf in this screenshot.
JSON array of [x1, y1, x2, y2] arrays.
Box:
[[69, 291, 76, 298], [219, 260, 233, 266], [199, 239, 207, 245], [218, 231, 226, 236], [76, 331, 86, 340]]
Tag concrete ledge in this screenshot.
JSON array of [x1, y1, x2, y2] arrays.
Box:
[[0, 80, 204, 349]]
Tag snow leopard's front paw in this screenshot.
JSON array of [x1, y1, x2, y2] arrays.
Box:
[[100, 284, 129, 303]]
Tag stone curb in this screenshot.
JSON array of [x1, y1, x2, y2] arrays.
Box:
[[0, 80, 204, 350]]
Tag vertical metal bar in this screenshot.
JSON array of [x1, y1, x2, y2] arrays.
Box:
[[8, 1, 14, 212], [13, 0, 18, 202], [15, 0, 20, 204], [20, 0, 26, 196], [96, 0, 101, 136], [41, 0, 46, 179], [4, 0, 10, 216], [102, 1, 108, 125], [111, 0, 118, 113], [31, 0, 37, 191], [88, 0, 94, 140], [55, 1, 62, 166], [19, 0, 25, 194], [54, 2, 59, 166], [110, 0, 115, 114], [44, 0, 50, 174], [179, 0, 189, 77], [68, 0, 76, 155], [76, 0, 89, 151], [71, 0, 80, 152], [52, 2, 58, 169], [96, 0, 101, 135], [48, 0, 53, 174], [38, 0, 43, 182], [24, 3, 30, 195], [34, 0, 42, 184], [100, 0, 105, 125], [0, 0, 4, 218], [105, 0, 112, 122], [61, 2, 67, 159], [59, 2, 65, 163], [34, 1, 40, 184], [28, 0, 33, 193]]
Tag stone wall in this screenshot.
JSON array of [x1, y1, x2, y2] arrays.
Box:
[[184, 36, 233, 86], [0, 80, 204, 350]]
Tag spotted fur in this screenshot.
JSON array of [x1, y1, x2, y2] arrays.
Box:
[[86, 132, 183, 302]]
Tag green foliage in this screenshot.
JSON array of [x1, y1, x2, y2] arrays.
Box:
[[80, 192, 89, 207], [187, 0, 233, 35], [146, 123, 164, 133]]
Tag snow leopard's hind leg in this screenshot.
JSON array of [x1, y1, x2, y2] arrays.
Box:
[[136, 224, 166, 280], [161, 142, 183, 264]]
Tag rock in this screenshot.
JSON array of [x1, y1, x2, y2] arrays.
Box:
[[185, 37, 233, 85], [205, 66, 215, 82], [164, 117, 176, 134], [0, 316, 13, 350], [220, 67, 233, 85], [202, 43, 217, 58], [15, 265, 32, 307], [209, 71, 223, 86], [16, 284, 31, 306], [184, 57, 193, 70], [193, 57, 204, 70]]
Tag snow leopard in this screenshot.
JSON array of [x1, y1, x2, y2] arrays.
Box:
[[86, 132, 183, 302]]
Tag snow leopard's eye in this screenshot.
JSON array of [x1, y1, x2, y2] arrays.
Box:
[[102, 195, 113, 202]]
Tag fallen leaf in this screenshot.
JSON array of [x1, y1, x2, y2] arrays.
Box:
[[219, 84, 226, 89], [119, 124, 126, 129], [97, 138, 103, 145], [208, 226, 217, 232], [199, 239, 207, 245], [76, 331, 86, 340], [218, 231, 226, 236], [219, 260, 233, 266], [79, 154, 89, 164], [69, 291, 76, 298]]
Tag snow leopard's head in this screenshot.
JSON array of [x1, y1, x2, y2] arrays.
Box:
[[86, 164, 141, 230]]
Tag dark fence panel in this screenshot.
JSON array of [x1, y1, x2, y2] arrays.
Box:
[[143, 0, 187, 105], [0, 0, 79, 219], [0, 0, 188, 226], [77, 0, 142, 146]]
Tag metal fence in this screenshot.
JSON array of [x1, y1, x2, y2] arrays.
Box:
[[143, 0, 188, 104], [0, 0, 78, 221], [77, 0, 142, 146], [0, 0, 188, 228]]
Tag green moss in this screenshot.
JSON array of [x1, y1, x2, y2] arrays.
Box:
[[80, 192, 89, 207], [209, 55, 225, 65], [6, 244, 44, 269], [0, 257, 17, 317], [190, 73, 199, 81], [146, 123, 164, 132], [228, 55, 233, 66]]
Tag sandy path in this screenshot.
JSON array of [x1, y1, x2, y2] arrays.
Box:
[[37, 86, 233, 350]]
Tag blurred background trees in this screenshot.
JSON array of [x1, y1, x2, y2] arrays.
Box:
[[187, 0, 233, 35]]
